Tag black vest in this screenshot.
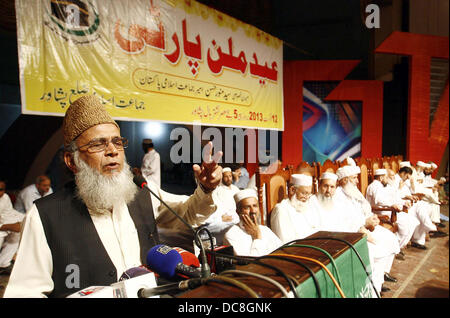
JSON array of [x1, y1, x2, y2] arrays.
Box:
[[35, 181, 159, 298]]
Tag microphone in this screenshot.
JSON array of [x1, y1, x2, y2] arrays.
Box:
[[146, 244, 202, 280], [111, 266, 158, 298], [138, 277, 205, 298], [133, 175, 211, 278], [206, 246, 250, 273]]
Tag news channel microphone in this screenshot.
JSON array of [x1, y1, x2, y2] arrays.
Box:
[[146, 244, 202, 280], [111, 265, 158, 298], [133, 175, 211, 278]]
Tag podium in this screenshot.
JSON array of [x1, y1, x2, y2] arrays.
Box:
[[180, 231, 373, 298]]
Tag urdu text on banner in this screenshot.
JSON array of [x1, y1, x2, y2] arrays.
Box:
[[15, 0, 284, 130]]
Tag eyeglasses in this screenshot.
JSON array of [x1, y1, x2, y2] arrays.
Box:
[[77, 137, 128, 153]]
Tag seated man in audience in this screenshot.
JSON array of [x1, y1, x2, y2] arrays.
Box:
[[366, 169, 421, 250], [14, 175, 53, 213], [270, 174, 319, 243], [224, 189, 282, 256], [310, 172, 397, 295], [402, 169, 446, 239], [232, 161, 250, 190], [204, 167, 240, 245], [0, 180, 25, 274]]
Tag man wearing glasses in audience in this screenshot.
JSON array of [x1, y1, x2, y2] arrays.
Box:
[[270, 174, 319, 243], [4, 95, 222, 298]]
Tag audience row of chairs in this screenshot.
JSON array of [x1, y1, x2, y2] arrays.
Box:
[[255, 155, 404, 227]]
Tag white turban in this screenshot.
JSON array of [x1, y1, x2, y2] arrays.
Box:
[[345, 157, 356, 166], [400, 161, 411, 168], [290, 174, 313, 186], [374, 169, 387, 176], [222, 167, 232, 173], [234, 189, 258, 204], [430, 162, 437, 170], [336, 166, 354, 180], [440, 177, 446, 183], [352, 166, 361, 174], [416, 161, 426, 168], [319, 172, 338, 182]]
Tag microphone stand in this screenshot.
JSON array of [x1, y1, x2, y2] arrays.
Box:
[[134, 176, 211, 278]]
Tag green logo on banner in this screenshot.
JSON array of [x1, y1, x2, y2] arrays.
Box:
[[45, 0, 100, 43]]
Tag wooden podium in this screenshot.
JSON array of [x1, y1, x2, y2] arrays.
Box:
[[179, 232, 373, 298]]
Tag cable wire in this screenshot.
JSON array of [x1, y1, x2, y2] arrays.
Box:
[[270, 253, 346, 298], [204, 275, 259, 298], [285, 237, 380, 298], [221, 269, 290, 298], [255, 255, 322, 298], [205, 251, 300, 298], [279, 244, 343, 287]]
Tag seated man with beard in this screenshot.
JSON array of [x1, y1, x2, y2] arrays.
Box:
[[203, 167, 240, 246], [270, 174, 319, 243], [224, 189, 282, 256], [366, 169, 419, 251], [335, 165, 400, 294], [4, 95, 222, 298], [386, 167, 441, 247]]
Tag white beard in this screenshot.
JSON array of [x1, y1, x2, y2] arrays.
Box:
[[342, 183, 366, 202], [342, 183, 372, 216], [317, 193, 335, 211], [73, 152, 138, 214], [289, 195, 309, 213]]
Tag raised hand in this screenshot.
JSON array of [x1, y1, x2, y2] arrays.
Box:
[[192, 141, 223, 193]]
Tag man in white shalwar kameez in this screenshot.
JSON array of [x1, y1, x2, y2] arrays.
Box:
[[271, 174, 319, 243], [334, 165, 400, 294], [204, 167, 240, 245], [385, 167, 438, 248], [0, 181, 25, 273], [366, 169, 419, 250], [141, 138, 161, 187], [224, 189, 282, 257]]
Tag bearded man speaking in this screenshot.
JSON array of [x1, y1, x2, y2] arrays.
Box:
[[4, 95, 222, 298]]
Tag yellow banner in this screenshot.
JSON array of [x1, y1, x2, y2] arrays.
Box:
[[16, 0, 284, 130]]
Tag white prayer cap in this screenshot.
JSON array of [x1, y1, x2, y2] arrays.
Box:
[[336, 166, 355, 180], [399, 161, 411, 168], [222, 167, 232, 173], [424, 163, 432, 169], [430, 162, 438, 170], [319, 172, 338, 182], [290, 174, 313, 186], [345, 157, 356, 166], [416, 161, 426, 168], [234, 189, 258, 204], [374, 169, 387, 176], [440, 177, 446, 182]]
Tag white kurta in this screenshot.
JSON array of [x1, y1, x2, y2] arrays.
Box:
[[312, 190, 398, 294], [14, 184, 53, 214], [0, 194, 25, 268], [366, 180, 419, 249], [204, 184, 240, 245], [4, 182, 216, 298], [141, 149, 161, 187], [223, 223, 282, 257], [270, 198, 319, 244]]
